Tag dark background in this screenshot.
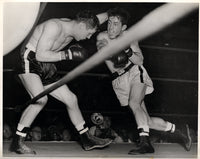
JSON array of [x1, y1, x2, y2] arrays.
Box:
[[3, 3, 198, 138]]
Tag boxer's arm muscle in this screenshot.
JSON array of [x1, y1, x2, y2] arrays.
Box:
[[129, 41, 144, 65], [96, 12, 108, 25], [36, 21, 63, 62]]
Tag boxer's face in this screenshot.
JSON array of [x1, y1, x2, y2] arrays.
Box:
[[107, 16, 126, 39], [76, 22, 96, 41]]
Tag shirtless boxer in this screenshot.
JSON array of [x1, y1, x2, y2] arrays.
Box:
[[10, 10, 112, 154], [96, 7, 192, 154]]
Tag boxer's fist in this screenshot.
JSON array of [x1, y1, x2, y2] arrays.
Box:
[[124, 47, 133, 57], [62, 44, 88, 61], [96, 39, 108, 50], [111, 48, 133, 68], [111, 52, 129, 68]]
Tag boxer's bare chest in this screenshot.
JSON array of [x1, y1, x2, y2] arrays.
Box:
[[52, 35, 73, 51]]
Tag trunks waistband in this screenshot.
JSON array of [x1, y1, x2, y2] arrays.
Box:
[[25, 43, 36, 52], [111, 63, 135, 80]]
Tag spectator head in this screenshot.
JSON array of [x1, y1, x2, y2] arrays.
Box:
[[3, 123, 12, 140], [30, 126, 42, 141], [91, 113, 104, 125], [62, 129, 71, 141], [47, 125, 61, 141], [99, 116, 112, 129]]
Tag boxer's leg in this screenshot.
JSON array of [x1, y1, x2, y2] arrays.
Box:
[[141, 101, 173, 131], [141, 102, 192, 151], [128, 83, 154, 154], [45, 83, 112, 151], [10, 73, 47, 154]]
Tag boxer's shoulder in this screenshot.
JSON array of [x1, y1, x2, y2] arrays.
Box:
[[41, 19, 63, 29], [97, 31, 109, 40]]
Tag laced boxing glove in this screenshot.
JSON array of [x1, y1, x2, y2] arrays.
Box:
[[61, 44, 88, 61], [111, 47, 133, 68], [124, 47, 133, 57], [111, 52, 128, 68]]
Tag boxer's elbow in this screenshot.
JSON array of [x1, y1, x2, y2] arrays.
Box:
[[138, 60, 144, 66], [139, 56, 144, 65], [137, 53, 144, 65], [135, 59, 143, 66], [131, 55, 144, 65], [35, 52, 47, 62]]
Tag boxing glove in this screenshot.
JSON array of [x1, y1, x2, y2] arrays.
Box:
[[124, 47, 133, 57], [111, 51, 129, 68], [96, 39, 108, 50], [61, 44, 88, 61], [111, 47, 133, 68]]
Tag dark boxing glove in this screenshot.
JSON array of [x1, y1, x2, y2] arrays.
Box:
[[111, 52, 128, 68], [111, 47, 133, 68], [61, 44, 88, 61], [124, 47, 133, 57]]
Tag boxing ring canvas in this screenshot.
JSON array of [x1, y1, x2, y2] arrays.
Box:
[[3, 141, 198, 158], [2, 1, 199, 159]]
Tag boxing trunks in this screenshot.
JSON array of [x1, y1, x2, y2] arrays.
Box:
[[112, 64, 154, 106], [18, 44, 61, 86]]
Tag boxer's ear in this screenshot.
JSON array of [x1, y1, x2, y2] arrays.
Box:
[[122, 24, 127, 31], [79, 22, 87, 30]]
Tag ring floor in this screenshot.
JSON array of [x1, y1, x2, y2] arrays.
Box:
[[2, 141, 197, 158]]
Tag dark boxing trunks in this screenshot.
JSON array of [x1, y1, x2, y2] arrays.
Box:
[[18, 47, 61, 86]]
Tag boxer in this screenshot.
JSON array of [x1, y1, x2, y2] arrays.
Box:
[[10, 10, 112, 154], [96, 7, 192, 154]]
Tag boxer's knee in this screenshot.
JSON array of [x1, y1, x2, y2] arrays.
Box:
[[35, 96, 48, 108], [147, 118, 154, 128], [64, 93, 78, 109], [26, 96, 48, 116], [129, 98, 142, 113]]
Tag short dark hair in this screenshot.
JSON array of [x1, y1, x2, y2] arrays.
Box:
[[75, 10, 99, 29], [107, 7, 130, 25]]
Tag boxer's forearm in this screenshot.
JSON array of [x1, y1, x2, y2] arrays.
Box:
[[129, 53, 143, 66], [96, 12, 108, 25], [35, 50, 63, 62]]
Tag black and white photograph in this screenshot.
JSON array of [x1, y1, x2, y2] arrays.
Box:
[[2, 1, 199, 158]]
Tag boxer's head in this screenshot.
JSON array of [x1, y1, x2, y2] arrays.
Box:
[[74, 10, 99, 41], [107, 7, 130, 39]]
